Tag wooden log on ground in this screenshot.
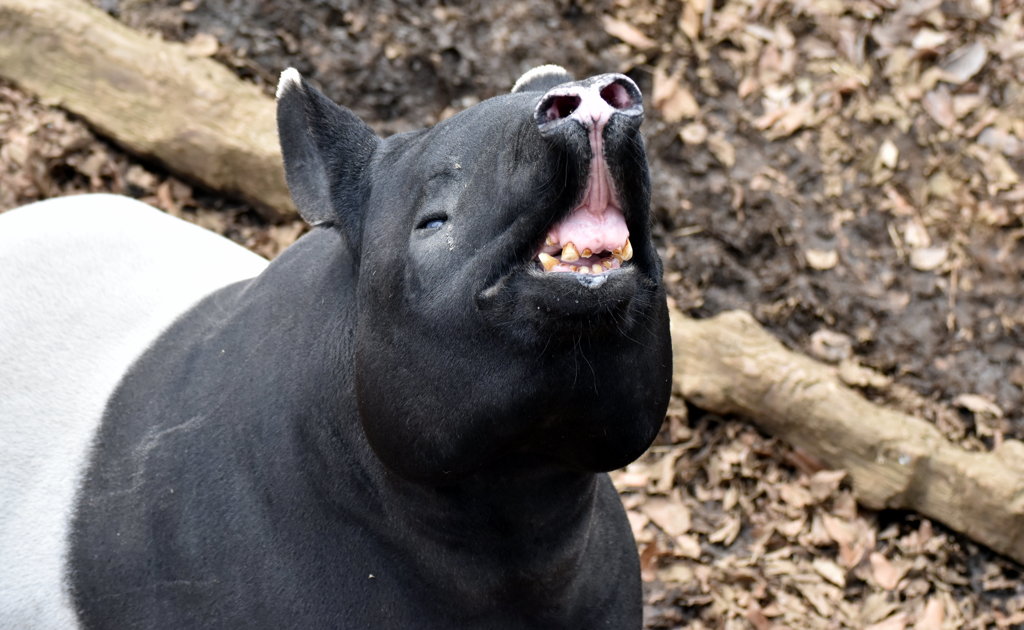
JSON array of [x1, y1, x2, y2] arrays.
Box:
[[0, 0, 295, 221], [671, 306, 1024, 566]]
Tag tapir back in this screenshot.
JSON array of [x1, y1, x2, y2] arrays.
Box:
[[0, 194, 266, 627]]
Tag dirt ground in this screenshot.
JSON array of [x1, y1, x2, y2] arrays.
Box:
[[2, 0, 1022, 627]]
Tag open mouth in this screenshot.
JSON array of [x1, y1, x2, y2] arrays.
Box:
[[532, 125, 633, 276], [536, 234, 632, 274]]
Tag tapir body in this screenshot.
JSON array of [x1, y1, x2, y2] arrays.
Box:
[[0, 66, 672, 628]]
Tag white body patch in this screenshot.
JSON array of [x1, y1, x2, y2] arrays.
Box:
[[0, 195, 268, 628]]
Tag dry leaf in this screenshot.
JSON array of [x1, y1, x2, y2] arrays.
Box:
[[913, 597, 945, 630], [922, 89, 956, 129], [878, 139, 899, 170], [912, 29, 948, 51], [642, 497, 691, 537], [679, 121, 708, 144], [870, 552, 908, 590], [674, 534, 702, 559], [902, 219, 931, 248], [601, 16, 656, 49], [185, 32, 219, 58], [812, 558, 847, 587], [708, 514, 742, 545], [953, 393, 1004, 418], [808, 469, 848, 502], [939, 42, 988, 84], [652, 68, 699, 123], [759, 98, 814, 140], [909, 245, 948, 271], [706, 134, 736, 168], [806, 249, 839, 270]]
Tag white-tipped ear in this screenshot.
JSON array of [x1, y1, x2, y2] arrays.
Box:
[[512, 64, 573, 93], [276, 67, 303, 100]]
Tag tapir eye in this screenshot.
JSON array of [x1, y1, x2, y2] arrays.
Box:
[[417, 215, 448, 230]]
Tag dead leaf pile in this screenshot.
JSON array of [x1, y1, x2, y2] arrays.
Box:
[[598, 0, 1023, 444], [613, 413, 1024, 629]]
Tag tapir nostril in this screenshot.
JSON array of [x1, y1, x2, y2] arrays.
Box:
[[544, 95, 582, 121], [600, 82, 633, 110]]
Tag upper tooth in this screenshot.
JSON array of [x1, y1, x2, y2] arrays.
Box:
[[614, 238, 633, 262], [561, 242, 580, 262], [538, 252, 558, 271], [546, 235, 557, 247], [582, 248, 593, 258]]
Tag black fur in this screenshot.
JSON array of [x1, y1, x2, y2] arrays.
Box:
[[70, 69, 672, 628]]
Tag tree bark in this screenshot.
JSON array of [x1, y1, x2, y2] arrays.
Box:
[[671, 306, 1024, 566], [0, 0, 296, 221]]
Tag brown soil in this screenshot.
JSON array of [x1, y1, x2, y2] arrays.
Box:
[[2, 1, 1022, 627]]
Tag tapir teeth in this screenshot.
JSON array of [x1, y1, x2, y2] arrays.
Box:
[[538, 253, 558, 271], [591, 264, 602, 274], [613, 238, 633, 262], [561, 242, 580, 262]]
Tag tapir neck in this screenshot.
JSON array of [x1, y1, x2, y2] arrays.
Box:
[[241, 232, 627, 617], [383, 456, 600, 589]]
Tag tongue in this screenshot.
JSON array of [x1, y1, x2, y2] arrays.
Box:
[[547, 124, 629, 254]]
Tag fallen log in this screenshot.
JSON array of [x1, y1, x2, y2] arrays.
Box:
[[2, 0, 1021, 568], [671, 307, 1024, 566], [0, 0, 295, 221]]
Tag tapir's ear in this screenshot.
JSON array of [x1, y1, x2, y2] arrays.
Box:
[[276, 68, 380, 235], [511, 64, 574, 93]]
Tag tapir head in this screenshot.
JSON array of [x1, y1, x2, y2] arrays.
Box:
[[276, 66, 672, 482]]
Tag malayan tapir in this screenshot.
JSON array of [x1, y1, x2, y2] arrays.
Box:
[[0, 64, 672, 628]]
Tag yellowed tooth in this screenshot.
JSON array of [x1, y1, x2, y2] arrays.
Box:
[[546, 235, 557, 246], [570, 265, 581, 273], [602, 259, 614, 270], [538, 252, 558, 271], [561, 242, 580, 262], [621, 238, 633, 261], [581, 248, 593, 258], [591, 263, 602, 274]]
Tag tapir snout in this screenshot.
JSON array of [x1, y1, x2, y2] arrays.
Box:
[[534, 73, 644, 137]]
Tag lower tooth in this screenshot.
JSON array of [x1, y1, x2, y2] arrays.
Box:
[[591, 264, 602, 274], [538, 252, 558, 271]]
